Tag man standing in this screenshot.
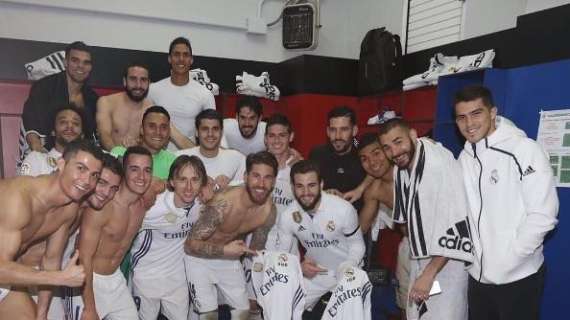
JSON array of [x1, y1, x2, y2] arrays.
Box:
[[224, 96, 267, 155], [79, 146, 159, 320], [149, 37, 216, 150], [309, 106, 368, 210], [21, 41, 98, 155], [276, 160, 365, 312], [378, 118, 472, 320], [111, 106, 177, 180], [19, 104, 84, 176], [185, 151, 277, 320], [176, 109, 246, 188], [454, 85, 558, 320], [0, 141, 103, 319], [131, 155, 207, 320]]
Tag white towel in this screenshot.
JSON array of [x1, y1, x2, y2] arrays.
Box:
[[25, 50, 66, 80], [393, 138, 473, 263]]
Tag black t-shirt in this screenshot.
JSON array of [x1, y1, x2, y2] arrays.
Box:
[[309, 143, 366, 211]]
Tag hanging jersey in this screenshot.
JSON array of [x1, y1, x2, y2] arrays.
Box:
[[251, 251, 305, 320], [18, 148, 61, 176], [277, 193, 363, 273], [322, 267, 372, 320], [131, 191, 201, 279], [266, 165, 298, 253]]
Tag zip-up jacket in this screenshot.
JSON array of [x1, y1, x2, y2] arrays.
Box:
[[458, 116, 558, 284]]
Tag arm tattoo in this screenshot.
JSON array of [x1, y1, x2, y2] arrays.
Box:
[[249, 204, 277, 251], [188, 199, 228, 258]]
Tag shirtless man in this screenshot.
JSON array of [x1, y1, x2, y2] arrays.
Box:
[[185, 151, 278, 320], [97, 63, 193, 151], [79, 146, 160, 320], [0, 140, 103, 319]]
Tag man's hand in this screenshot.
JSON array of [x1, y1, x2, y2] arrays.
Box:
[[343, 188, 364, 203], [409, 271, 435, 303], [81, 308, 100, 320], [301, 257, 327, 279], [324, 189, 343, 198], [223, 240, 257, 258], [57, 251, 85, 287], [199, 177, 216, 203], [214, 175, 231, 190], [287, 148, 304, 166], [121, 135, 139, 148]]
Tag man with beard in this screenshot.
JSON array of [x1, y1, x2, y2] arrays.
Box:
[[19, 104, 84, 176], [309, 106, 368, 210], [275, 160, 365, 312], [111, 106, 177, 180], [177, 109, 246, 189], [79, 146, 159, 320], [21, 41, 99, 155], [185, 151, 277, 320], [378, 118, 472, 320], [0, 140, 103, 319], [149, 37, 216, 150], [223, 96, 267, 155], [131, 155, 207, 320]]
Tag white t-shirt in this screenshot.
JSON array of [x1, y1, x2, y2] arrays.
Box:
[[277, 193, 364, 273], [149, 77, 216, 150], [223, 118, 266, 155], [175, 147, 246, 184], [18, 148, 61, 176], [131, 191, 201, 279]]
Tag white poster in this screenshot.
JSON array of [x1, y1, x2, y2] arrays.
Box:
[[537, 109, 570, 187]]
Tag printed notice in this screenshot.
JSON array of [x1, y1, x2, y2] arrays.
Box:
[[537, 109, 570, 187]]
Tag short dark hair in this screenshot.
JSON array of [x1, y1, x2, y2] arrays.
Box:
[[265, 113, 293, 135], [62, 140, 104, 163], [169, 37, 192, 56], [378, 118, 411, 137], [454, 85, 495, 110], [101, 153, 124, 178], [290, 160, 321, 184], [327, 106, 356, 126], [236, 96, 263, 117], [53, 103, 85, 128], [357, 132, 380, 153], [122, 146, 152, 171], [167, 155, 208, 191], [143, 106, 170, 123], [246, 151, 278, 177], [123, 61, 150, 80], [195, 109, 223, 131], [65, 41, 92, 57]]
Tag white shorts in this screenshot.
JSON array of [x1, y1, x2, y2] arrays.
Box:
[[132, 274, 189, 320], [30, 287, 65, 320], [0, 285, 10, 303], [407, 258, 468, 320], [185, 255, 249, 313], [88, 269, 138, 319], [303, 272, 338, 310], [395, 237, 411, 309]]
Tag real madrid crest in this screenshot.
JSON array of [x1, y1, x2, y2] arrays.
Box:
[[253, 262, 264, 272], [278, 253, 288, 267], [293, 211, 302, 223], [164, 212, 178, 223], [490, 169, 499, 185], [344, 267, 356, 282], [326, 220, 335, 232], [47, 156, 57, 168]]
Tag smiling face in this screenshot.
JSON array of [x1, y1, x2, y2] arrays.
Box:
[[237, 107, 260, 139], [265, 123, 292, 157], [170, 164, 202, 207], [326, 116, 357, 155], [244, 163, 276, 205], [65, 49, 92, 84], [123, 154, 152, 195], [87, 168, 121, 209], [358, 140, 392, 179], [292, 171, 322, 212], [54, 109, 83, 148], [141, 112, 170, 154], [124, 66, 150, 102], [455, 98, 497, 144], [57, 150, 102, 202], [197, 118, 222, 152], [168, 43, 192, 76], [379, 126, 417, 170]]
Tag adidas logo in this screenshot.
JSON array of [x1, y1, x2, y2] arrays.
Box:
[[438, 220, 472, 253], [523, 166, 535, 176], [298, 225, 306, 232]]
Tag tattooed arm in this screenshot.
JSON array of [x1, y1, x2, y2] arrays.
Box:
[[249, 203, 277, 251], [185, 199, 226, 258]]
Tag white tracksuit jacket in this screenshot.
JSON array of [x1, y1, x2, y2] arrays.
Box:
[[458, 116, 559, 284]]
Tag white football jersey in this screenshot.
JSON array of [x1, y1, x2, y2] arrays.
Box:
[[251, 251, 305, 320], [322, 267, 372, 320]]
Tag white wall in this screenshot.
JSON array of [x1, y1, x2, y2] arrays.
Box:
[[526, 0, 570, 13], [0, 0, 403, 62], [462, 0, 527, 40]]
